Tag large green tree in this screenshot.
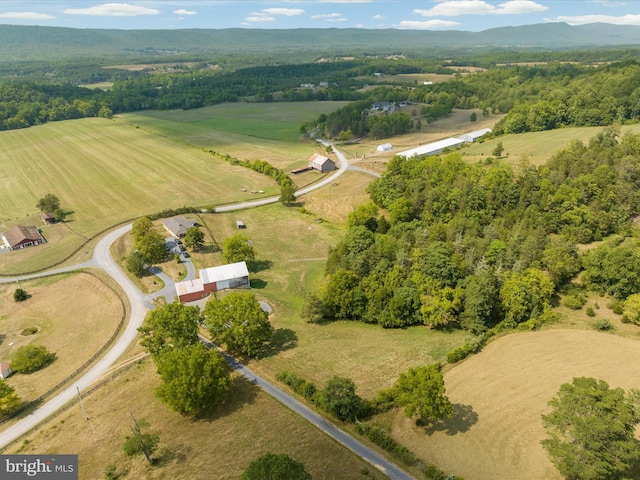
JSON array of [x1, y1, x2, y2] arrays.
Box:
[[36, 193, 60, 213], [0, 380, 22, 418], [184, 226, 204, 251], [384, 364, 453, 425], [136, 230, 166, 265], [11, 345, 56, 374], [138, 302, 202, 357], [240, 453, 311, 480], [317, 376, 363, 422], [222, 233, 256, 264], [131, 217, 154, 245], [155, 343, 230, 416], [541, 377, 640, 480], [126, 250, 147, 278], [204, 292, 272, 357], [499, 268, 555, 325]]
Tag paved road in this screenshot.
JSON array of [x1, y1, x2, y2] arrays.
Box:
[[348, 165, 382, 178], [0, 144, 416, 479]]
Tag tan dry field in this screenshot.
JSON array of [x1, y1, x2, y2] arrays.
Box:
[[7, 359, 387, 480], [392, 329, 640, 480], [0, 272, 123, 402]]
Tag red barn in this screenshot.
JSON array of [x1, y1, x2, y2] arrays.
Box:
[[176, 262, 250, 303], [4, 225, 45, 251]]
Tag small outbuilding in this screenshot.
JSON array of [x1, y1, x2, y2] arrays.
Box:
[[377, 143, 393, 152], [236, 221, 246, 229], [41, 212, 56, 225], [0, 362, 13, 379], [308, 153, 336, 172], [4, 225, 45, 251], [161, 216, 198, 238]]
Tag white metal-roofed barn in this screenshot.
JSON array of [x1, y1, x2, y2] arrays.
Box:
[[377, 143, 392, 152], [459, 128, 492, 143], [175, 261, 250, 302], [398, 137, 465, 158]]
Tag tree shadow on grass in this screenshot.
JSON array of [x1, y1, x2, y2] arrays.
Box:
[[248, 259, 272, 273], [250, 278, 268, 289], [154, 445, 188, 468], [199, 375, 259, 423], [198, 244, 220, 254], [0, 333, 5, 346], [422, 403, 478, 436], [258, 328, 298, 359]]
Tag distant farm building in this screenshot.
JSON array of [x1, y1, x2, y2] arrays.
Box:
[[377, 143, 393, 152], [176, 261, 250, 303], [3, 225, 45, 251], [0, 362, 13, 379], [308, 153, 336, 172], [161, 216, 198, 238], [236, 220, 246, 229], [398, 137, 465, 158], [459, 128, 492, 143], [41, 212, 56, 225]]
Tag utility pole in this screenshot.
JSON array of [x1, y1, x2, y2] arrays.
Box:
[[76, 386, 95, 434]]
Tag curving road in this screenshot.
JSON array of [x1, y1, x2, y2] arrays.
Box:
[[0, 144, 415, 479]]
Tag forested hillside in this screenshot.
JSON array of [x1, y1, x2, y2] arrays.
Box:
[[311, 128, 640, 335]]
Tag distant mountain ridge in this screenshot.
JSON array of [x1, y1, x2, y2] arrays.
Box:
[[1, 22, 640, 61]]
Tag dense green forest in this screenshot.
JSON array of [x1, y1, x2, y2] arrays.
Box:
[[310, 128, 640, 335]]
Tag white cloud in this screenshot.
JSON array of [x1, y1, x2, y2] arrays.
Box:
[[0, 11, 55, 19], [327, 17, 347, 22], [311, 13, 343, 19], [372, 14, 386, 20], [318, 0, 371, 3], [64, 3, 160, 17], [555, 13, 640, 25], [174, 9, 196, 16], [399, 19, 461, 29], [246, 13, 275, 22], [415, 0, 546, 17], [262, 8, 304, 16], [587, 0, 627, 6]]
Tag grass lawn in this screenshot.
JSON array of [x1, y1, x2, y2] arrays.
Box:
[[7, 359, 387, 480], [0, 271, 123, 403], [198, 204, 473, 399], [0, 117, 276, 237], [119, 101, 350, 172]]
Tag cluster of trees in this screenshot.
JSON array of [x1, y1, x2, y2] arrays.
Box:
[[126, 217, 167, 277], [307, 129, 640, 332], [11, 345, 56, 374], [222, 233, 256, 265], [240, 453, 311, 480], [138, 291, 272, 415], [36, 193, 65, 221]]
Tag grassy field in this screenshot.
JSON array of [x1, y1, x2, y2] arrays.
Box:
[[0, 272, 123, 402], [372, 73, 454, 84], [119, 101, 350, 171], [461, 123, 640, 166], [390, 328, 640, 480], [0, 117, 275, 236], [7, 359, 387, 480]]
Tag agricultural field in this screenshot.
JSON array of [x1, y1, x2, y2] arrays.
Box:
[[0, 272, 123, 403], [7, 359, 386, 480], [0, 117, 278, 272], [120, 101, 350, 171], [370, 73, 455, 84], [391, 329, 640, 480]]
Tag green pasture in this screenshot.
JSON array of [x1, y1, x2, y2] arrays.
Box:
[[461, 123, 640, 166], [119, 101, 349, 171], [0, 117, 275, 238], [381, 73, 454, 84]]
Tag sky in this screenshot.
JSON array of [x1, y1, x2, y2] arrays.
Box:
[[0, 1, 639, 31]]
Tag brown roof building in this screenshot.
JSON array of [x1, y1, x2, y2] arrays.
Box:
[[3, 225, 45, 251], [308, 153, 336, 172]]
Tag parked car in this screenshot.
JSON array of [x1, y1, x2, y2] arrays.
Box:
[[182, 252, 190, 258]]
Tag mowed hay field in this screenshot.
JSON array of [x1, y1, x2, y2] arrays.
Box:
[[120, 101, 350, 171], [0, 117, 274, 237], [8, 359, 387, 480], [0, 272, 123, 402], [392, 329, 640, 480]]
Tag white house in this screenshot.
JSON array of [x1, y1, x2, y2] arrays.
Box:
[[377, 143, 393, 152]]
